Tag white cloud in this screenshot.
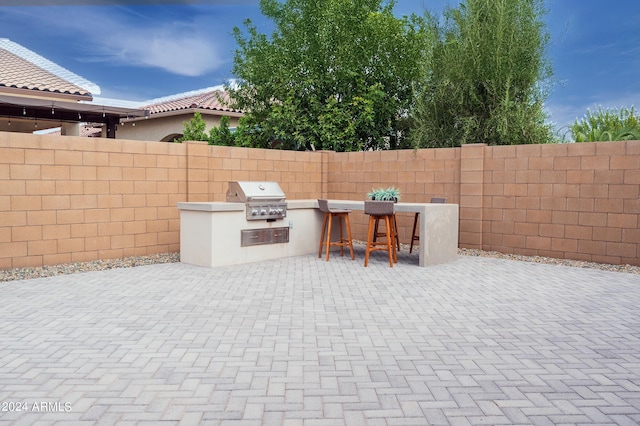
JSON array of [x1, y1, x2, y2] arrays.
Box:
[[96, 27, 223, 77], [15, 6, 225, 77]]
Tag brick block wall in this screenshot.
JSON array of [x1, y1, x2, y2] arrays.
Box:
[[0, 133, 187, 269], [324, 141, 639, 266], [0, 135, 324, 269], [1, 131, 638, 269], [325, 148, 461, 243], [187, 143, 324, 202], [481, 141, 640, 265]]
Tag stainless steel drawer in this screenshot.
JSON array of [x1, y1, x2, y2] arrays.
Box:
[[241, 227, 290, 247]]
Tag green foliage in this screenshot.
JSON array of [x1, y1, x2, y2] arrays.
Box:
[[571, 106, 640, 142], [177, 112, 237, 146], [209, 116, 235, 146], [367, 186, 401, 201], [178, 111, 208, 143], [228, 0, 429, 151], [410, 0, 554, 147]]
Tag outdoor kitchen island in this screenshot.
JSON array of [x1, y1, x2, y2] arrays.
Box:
[[178, 199, 321, 268], [178, 198, 458, 268]]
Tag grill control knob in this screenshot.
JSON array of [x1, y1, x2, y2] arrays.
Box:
[[260, 209, 267, 216], [251, 209, 259, 216]]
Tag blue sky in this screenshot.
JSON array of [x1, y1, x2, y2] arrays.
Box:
[[1, 0, 639, 136]]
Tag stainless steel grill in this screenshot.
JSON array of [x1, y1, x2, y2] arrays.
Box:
[[226, 181, 287, 221]]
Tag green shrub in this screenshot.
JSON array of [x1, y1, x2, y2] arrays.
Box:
[[209, 116, 235, 146], [571, 106, 640, 142]]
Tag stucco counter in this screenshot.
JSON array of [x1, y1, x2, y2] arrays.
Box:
[[177, 200, 322, 268], [177, 199, 458, 268]]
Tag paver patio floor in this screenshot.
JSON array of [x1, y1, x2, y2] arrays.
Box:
[[1, 248, 639, 425]]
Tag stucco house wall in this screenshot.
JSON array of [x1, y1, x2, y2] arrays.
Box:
[[115, 111, 241, 142]]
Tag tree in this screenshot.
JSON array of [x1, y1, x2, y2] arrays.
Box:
[[228, 0, 429, 151], [410, 0, 554, 148], [571, 106, 640, 142], [177, 111, 208, 143], [209, 116, 236, 146], [177, 112, 237, 146]]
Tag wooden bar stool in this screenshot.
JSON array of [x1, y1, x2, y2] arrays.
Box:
[[373, 213, 400, 252], [317, 199, 355, 261], [410, 197, 446, 253], [364, 201, 397, 267]]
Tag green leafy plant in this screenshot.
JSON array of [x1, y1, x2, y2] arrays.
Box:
[[228, 0, 429, 151], [410, 0, 554, 147], [571, 106, 640, 142], [176, 112, 237, 146], [178, 111, 208, 143], [209, 115, 235, 146], [367, 186, 401, 201]]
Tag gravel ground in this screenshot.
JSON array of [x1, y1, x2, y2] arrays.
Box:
[[0, 253, 180, 282], [458, 247, 640, 275], [0, 248, 637, 283]]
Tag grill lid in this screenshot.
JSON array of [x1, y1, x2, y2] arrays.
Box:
[[226, 181, 286, 202]]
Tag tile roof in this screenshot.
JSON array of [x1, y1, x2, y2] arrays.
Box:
[[141, 87, 241, 115], [0, 38, 98, 99], [39, 125, 102, 137]]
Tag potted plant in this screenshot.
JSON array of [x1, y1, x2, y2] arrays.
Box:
[[367, 186, 401, 202]]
